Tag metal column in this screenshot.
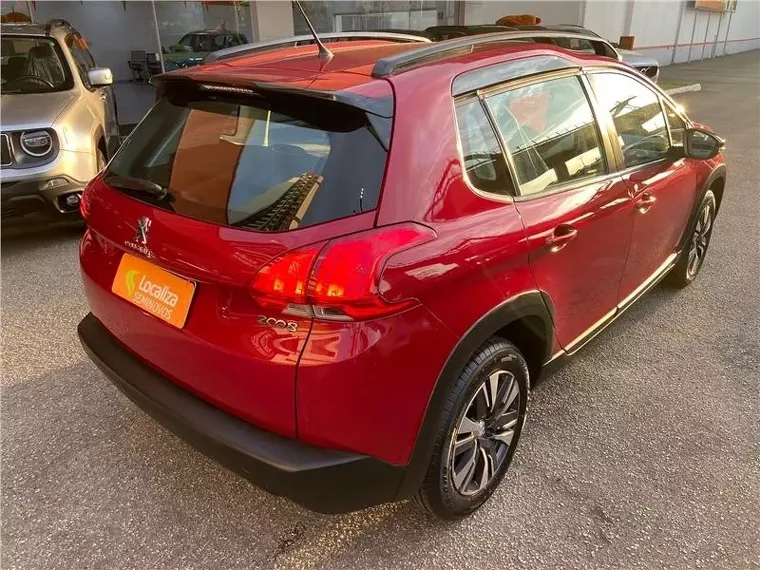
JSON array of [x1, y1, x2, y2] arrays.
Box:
[[700, 11, 712, 60], [249, 0, 260, 42], [722, 9, 734, 56], [671, 0, 687, 65], [150, 0, 165, 74], [688, 9, 699, 62]]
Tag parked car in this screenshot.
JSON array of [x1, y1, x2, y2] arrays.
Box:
[[539, 24, 661, 82], [164, 30, 247, 69], [1, 19, 118, 228], [424, 24, 660, 82], [78, 30, 725, 519]]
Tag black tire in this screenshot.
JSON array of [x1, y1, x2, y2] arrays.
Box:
[[665, 189, 717, 288], [414, 337, 529, 519]]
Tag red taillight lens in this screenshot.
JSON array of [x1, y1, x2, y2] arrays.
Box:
[[309, 225, 433, 319], [250, 244, 323, 308], [250, 224, 435, 320]]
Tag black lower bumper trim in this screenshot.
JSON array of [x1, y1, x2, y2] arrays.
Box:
[[78, 313, 405, 513], [2, 178, 84, 226]]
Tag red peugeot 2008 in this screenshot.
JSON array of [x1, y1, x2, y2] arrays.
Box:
[[78, 30, 726, 518]]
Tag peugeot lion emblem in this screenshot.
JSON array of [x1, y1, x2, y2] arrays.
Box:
[[136, 216, 152, 246]]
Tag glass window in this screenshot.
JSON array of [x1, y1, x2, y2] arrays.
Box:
[[455, 98, 513, 196], [0, 36, 73, 94], [485, 76, 606, 197], [66, 34, 96, 87], [591, 72, 670, 168], [664, 103, 686, 147], [106, 92, 388, 232]]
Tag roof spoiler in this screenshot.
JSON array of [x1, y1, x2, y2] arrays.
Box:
[[150, 75, 394, 118]]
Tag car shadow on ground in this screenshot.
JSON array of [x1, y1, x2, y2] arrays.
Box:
[[1, 357, 447, 568], [1, 225, 85, 255]]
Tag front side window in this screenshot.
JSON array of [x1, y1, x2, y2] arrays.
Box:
[[664, 103, 686, 147], [66, 34, 96, 87], [590, 72, 670, 168], [455, 98, 513, 196], [485, 75, 606, 196], [0, 36, 73, 94]]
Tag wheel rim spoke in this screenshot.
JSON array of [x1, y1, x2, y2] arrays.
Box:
[[687, 248, 700, 274], [486, 371, 502, 412], [701, 206, 711, 231], [453, 443, 478, 491], [458, 415, 479, 436], [454, 433, 477, 455], [475, 448, 492, 492], [490, 373, 518, 420], [492, 428, 515, 446], [493, 409, 519, 431]]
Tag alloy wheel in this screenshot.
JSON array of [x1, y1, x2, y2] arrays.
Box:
[[687, 202, 714, 279], [449, 369, 521, 496]]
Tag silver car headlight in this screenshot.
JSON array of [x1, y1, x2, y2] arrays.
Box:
[[1, 128, 59, 168], [20, 130, 54, 157]]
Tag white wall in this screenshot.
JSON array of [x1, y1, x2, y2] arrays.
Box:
[[464, 1, 584, 26], [33, 1, 158, 81], [251, 1, 294, 42], [583, 0, 760, 66], [583, 0, 627, 41]]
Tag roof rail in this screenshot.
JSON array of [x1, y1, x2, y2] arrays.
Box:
[[371, 30, 619, 77], [205, 31, 431, 64]]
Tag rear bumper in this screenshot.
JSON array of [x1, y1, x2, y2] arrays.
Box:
[[78, 313, 405, 514]]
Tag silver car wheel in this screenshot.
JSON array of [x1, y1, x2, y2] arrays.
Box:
[[449, 369, 521, 496]]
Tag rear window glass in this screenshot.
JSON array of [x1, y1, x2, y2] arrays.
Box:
[[106, 93, 388, 232]]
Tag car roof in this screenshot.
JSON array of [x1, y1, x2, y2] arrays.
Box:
[[184, 30, 241, 36], [161, 35, 621, 107], [1, 20, 74, 39]]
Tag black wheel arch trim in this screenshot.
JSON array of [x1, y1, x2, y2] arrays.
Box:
[[396, 290, 554, 499], [677, 164, 725, 253]]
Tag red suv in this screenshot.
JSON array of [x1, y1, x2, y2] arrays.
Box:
[[78, 31, 726, 519]]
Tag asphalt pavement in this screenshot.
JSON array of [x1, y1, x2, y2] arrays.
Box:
[[2, 50, 759, 570]]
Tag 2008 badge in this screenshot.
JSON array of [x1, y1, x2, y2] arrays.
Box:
[[257, 315, 298, 332]]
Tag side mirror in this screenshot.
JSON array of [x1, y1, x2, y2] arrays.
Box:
[[87, 67, 113, 87], [685, 128, 724, 160]]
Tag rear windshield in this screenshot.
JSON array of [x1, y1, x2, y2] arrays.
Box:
[[106, 91, 388, 232]]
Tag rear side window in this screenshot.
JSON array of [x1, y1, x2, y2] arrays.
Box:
[[106, 93, 388, 231], [485, 75, 607, 196], [455, 98, 513, 196]]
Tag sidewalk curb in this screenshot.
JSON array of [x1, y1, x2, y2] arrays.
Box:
[[664, 83, 702, 95]]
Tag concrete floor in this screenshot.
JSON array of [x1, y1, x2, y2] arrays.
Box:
[[2, 50, 759, 570]]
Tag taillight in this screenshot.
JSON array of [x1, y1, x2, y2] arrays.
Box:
[[250, 224, 435, 321], [250, 244, 323, 309]]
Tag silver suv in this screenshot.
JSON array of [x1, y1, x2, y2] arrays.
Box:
[[1, 19, 118, 228]]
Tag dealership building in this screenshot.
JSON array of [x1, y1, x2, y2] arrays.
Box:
[[2, 1, 758, 80]]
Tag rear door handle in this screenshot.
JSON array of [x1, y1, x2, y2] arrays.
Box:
[[547, 224, 578, 253], [635, 192, 656, 213]]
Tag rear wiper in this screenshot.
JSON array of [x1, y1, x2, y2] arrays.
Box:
[[103, 175, 174, 203]]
